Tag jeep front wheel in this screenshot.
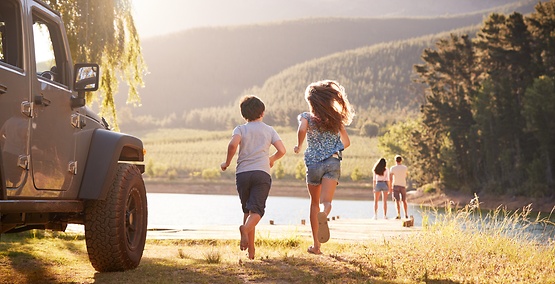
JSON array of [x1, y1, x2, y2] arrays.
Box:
[[84, 163, 148, 272]]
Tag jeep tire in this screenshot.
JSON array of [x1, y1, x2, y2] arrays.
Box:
[[84, 163, 148, 272]]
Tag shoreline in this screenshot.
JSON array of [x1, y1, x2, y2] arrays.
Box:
[[144, 179, 555, 214]]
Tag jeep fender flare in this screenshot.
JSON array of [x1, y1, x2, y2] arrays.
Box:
[[78, 129, 144, 200]]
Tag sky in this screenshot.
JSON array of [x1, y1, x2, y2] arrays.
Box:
[[132, 0, 291, 38], [131, 0, 405, 39]]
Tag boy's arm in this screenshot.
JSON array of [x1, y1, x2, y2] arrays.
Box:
[[269, 140, 286, 168], [294, 117, 308, 154], [221, 134, 241, 171]]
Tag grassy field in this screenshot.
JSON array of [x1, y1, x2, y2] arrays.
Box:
[[1, 204, 554, 283], [132, 127, 381, 181]]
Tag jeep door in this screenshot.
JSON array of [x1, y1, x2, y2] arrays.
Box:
[[28, 4, 77, 193], [0, 0, 29, 191]]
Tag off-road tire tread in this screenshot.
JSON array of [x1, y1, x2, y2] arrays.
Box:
[[84, 164, 147, 272]]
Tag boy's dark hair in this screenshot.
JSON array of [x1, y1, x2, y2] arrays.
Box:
[[240, 95, 265, 121]]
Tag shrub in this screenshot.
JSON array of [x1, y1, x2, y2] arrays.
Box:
[[350, 166, 365, 181], [295, 160, 306, 180], [167, 168, 178, 180], [360, 121, 379, 137], [201, 168, 221, 180], [421, 183, 437, 194], [273, 161, 285, 179]]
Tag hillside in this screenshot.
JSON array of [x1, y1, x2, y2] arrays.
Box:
[[118, 1, 537, 131], [176, 27, 476, 131]]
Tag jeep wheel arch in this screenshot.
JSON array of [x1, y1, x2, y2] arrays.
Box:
[[79, 129, 144, 200]]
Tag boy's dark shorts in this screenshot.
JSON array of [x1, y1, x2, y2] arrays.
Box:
[[236, 170, 272, 217], [393, 185, 407, 201]]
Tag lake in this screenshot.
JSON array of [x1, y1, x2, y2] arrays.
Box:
[[146, 193, 423, 229], [65, 193, 554, 242]]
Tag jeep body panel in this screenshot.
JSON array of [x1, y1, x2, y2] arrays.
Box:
[[1, 0, 80, 198]]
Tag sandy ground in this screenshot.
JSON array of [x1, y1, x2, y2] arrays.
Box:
[[146, 217, 420, 241], [140, 180, 555, 241]]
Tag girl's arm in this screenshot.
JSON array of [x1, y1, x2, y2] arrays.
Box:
[[339, 124, 350, 149], [294, 117, 308, 154], [221, 134, 241, 171]]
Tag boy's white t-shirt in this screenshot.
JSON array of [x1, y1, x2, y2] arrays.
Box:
[[233, 121, 281, 175], [390, 164, 408, 187]]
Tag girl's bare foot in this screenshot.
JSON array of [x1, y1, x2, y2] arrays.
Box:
[[307, 245, 322, 255]]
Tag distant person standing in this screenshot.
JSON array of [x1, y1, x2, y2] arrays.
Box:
[[390, 155, 409, 219], [294, 80, 355, 255], [372, 158, 390, 219], [221, 95, 286, 260]]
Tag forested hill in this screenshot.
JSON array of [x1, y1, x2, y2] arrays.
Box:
[[177, 27, 475, 131], [118, 1, 537, 131]]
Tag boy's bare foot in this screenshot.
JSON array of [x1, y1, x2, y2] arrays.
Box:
[[239, 225, 248, 251], [247, 247, 255, 259]]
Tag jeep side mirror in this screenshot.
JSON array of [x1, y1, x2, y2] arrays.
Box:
[[72, 63, 99, 108], [74, 63, 99, 91]]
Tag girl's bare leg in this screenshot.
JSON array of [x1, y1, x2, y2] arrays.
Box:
[[307, 183, 322, 250], [320, 178, 337, 216], [373, 191, 381, 218], [382, 192, 388, 218]]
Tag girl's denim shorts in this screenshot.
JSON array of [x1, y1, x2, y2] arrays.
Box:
[[306, 156, 341, 185], [374, 181, 389, 191]]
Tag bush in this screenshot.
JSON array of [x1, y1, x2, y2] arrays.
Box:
[[201, 168, 221, 180], [295, 160, 306, 180], [421, 183, 437, 194], [167, 169, 178, 180], [273, 161, 285, 179], [350, 167, 365, 181], [360, 121, 379, 137]]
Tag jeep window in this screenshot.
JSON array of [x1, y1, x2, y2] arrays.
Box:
[[0, 0, 23, 69], [32, 13, 66, 86]]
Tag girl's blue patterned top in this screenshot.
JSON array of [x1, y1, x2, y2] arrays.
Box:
[[300, 112, 344, 166]]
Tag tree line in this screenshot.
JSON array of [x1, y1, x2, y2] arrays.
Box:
[[381, 0, 555, 198]]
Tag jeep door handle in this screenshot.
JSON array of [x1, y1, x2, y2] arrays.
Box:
[[34, 95, 51, 106], [0, 84, 7, 94]]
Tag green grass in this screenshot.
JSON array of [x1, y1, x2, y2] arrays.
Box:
[[132, 127, 382, 181], [2, 201, 554, 283]]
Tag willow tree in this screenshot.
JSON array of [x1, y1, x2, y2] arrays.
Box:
[[45, 0, 146, 130]]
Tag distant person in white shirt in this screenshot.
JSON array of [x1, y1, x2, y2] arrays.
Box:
[[390, 155, 409, 219]]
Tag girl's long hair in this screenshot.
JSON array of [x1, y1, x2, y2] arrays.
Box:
[[373, 158, 387, 176], [305, 80, 355, 133]]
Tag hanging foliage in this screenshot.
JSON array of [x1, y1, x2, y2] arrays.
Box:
[[44, 0, 146, 130]]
